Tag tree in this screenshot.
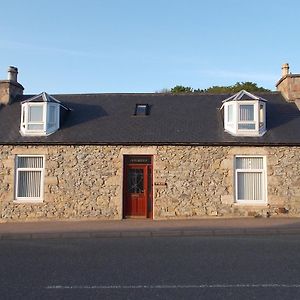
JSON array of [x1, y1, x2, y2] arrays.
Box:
[[170, 85, 193, 93], [163, 82, 271, 94], [195, 82, 271, 94]]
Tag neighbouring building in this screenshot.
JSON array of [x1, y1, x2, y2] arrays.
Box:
[[0, 64, 299, 221]]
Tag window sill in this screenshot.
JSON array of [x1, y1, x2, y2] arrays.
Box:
[[20, 130, 48, 137], [13, 200, 44, 204], [224, 129, 266, 137], [234, 202, 268, 206]]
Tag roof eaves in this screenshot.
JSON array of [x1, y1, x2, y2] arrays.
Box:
[[1, 141, 300, 147]]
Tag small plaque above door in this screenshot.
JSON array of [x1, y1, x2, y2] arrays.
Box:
[[125, 156, 152, 165]]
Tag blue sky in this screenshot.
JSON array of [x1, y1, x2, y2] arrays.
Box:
[[1, 0, 299, 94]]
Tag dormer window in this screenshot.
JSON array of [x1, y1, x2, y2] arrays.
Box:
[[20, 92, 68, 136], [222, 90, 267, 137]]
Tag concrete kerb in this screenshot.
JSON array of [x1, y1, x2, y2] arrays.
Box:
[[0, 228, 300, 240], [1, 218, 300, 240]]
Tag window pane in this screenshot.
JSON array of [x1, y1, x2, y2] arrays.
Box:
[[236, 157, 263, 169], [48, 106, 56, 124], [237, 172, 262, 201], [18, 156, 44, 168], [135, 104, 149, 116], [28, 124, 44, 130], [239, 105, 254, 121], [259, 104, 264, 127], [29, 105, 43, 122], [127, 169, 144, 193], [227, 105, 233, 122], [238, 123, 255, 130], [17, 171, 42, 198], [22, 106, 25, 123]]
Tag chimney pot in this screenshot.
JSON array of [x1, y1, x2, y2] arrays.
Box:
[[281, 63, 289, 77], [7, 66, 18, 82]]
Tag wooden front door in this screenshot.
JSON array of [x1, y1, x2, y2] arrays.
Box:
[[124, 156, 152, 218]]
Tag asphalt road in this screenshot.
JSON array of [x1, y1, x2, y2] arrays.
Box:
[[1, 235, 300, 299]]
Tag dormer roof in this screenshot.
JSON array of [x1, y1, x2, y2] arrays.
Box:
[[21, 92, 71, 110], [222, 90, 268, 103]]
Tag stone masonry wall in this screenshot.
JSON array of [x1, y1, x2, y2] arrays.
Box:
[[154, 146, 300, 218], [277, 76, 300, 102], [0, 145, 299, 221]]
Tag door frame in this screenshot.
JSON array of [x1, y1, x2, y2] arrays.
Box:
[[123, 155, 153, 219]]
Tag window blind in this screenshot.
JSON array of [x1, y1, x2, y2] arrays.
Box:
[[237, 172, 263, 201], [239, 105, 254, 121], [17, 156, 44, 168], [236, 157, 265, 202], [16, 156, 44, 199], [17, 171, 42, 198]]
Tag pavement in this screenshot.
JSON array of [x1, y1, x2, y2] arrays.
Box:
[[1, 217, 300, 239]]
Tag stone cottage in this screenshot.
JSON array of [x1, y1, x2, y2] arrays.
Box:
[[0, 64, 299, 221]]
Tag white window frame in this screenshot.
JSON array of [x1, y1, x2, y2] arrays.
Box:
[[223, 91, 267, 137], [237, 102, 257, 131], [259, 102, 266, 130], [15, 155, 45, 203], [227, 103, 234, 125], [234, 155, 267, 204], [227, 104, 233, 122], [223, 100, 266, 136], [20, 102, 60, 136], [22, 102, 46, 133], [27, 103, 45, 132], [47, 103, 59, 130]]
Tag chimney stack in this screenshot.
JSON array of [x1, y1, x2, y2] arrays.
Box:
[[7, 66, 18, 82], [0, 66, 24, 105], [281, 63, 289, 77], [276, 63, 300, 103]]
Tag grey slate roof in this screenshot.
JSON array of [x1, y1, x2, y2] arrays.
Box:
[[0, 92, 299, 145]]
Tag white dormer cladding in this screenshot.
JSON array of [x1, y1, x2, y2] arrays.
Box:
[[20, 92, 64, 136], [222, 90, 267, 137]]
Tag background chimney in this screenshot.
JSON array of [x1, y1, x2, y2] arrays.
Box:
[[281, 63, 289, 77], [0, 66, 24, 105], [276, 63, 300, 103], [7, 66, 18, 82]]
